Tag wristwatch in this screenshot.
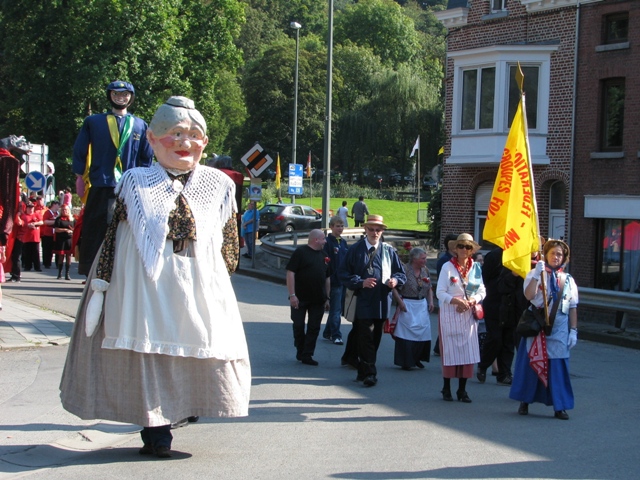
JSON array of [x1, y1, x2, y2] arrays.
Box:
[[288, 294, 296, 299]]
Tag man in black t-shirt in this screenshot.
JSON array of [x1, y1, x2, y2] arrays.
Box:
[[286, 229, 331, 365]]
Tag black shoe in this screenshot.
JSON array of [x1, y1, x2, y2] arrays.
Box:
[[441, 389, 453, 401], [497, 375, 513, 386], [415, 361, 425, 369], [301, 357, 319, 366], [139, 444, 155, 455], [187, 416, 199, 423], [355, 374, 365, 382], [170, 418, 188, 429], [518, 402, 529, 415], [554, 410, 569, 420], [476, 367, 486, 384], [456, 390, 472, 403], [155, 446, 172, 458], [363, 375, 377, 387]]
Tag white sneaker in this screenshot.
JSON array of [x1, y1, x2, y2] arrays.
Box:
[[333, 337, 343, 345]]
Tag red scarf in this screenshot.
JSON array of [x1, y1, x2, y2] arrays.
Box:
[[451, 256, 472, 280], [528, 331, 549, 387]]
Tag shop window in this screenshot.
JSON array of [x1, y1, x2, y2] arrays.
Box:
[[597, 219, 640, 292]]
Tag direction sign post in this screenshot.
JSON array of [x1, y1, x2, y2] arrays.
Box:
[[288, 164, 303, 199]]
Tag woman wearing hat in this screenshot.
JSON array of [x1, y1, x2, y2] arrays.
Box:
[[436, 233, 486, 402], [61, 96, 251, 458], [510, 239, 579, 420]]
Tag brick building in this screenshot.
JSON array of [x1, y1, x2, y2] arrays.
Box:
[[572, 0, 640, 293], [435, 0, 639, 295]]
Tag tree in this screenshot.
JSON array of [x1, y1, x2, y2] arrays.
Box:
[[240, 35, 327, 165], [0, 0, 246, 186]]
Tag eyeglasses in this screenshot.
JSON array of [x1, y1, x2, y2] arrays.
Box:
[[457, 244, 473, 250]]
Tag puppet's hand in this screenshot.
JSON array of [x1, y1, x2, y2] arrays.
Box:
[[85, 279, 109, 336]]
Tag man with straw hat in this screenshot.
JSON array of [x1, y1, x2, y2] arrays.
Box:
[[339, 214, 406, 387]]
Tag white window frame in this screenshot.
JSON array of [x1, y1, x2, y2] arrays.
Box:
[[448, 45, 557, 166], [491, 0, 507, 13]]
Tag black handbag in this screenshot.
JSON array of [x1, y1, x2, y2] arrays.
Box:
[[516, 306, 547, 337], [516, 274, 566, 337]]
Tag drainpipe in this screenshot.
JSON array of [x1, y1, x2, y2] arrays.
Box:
[[567, 2, 581, 261]]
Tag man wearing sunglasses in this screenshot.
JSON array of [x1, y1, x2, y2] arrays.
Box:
[[339, 215, 406, 386]]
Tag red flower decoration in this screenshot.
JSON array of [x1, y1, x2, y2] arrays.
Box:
[[422, 277, 430, 284], [403, 241, 412, 250], [325, 257, 331, 265], [450, 276, 458, 285]]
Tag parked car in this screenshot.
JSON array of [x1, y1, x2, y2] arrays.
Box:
[[422, 175, 438, 190], [258, 203, 322, 234]]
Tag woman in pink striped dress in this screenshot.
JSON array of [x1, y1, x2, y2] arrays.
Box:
[[436, 233, 486, 403]]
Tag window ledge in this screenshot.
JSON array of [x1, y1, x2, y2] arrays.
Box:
[[482, 11, 509, 21], [590, 152, 624, 159], [595, 42, 630, 53]]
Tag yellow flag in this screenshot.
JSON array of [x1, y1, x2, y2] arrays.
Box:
[[275, 153, 281, 190], [438, 146, 444, 155], [482, 97, 539, 278]]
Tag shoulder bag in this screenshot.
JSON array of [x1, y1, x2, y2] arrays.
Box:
[[516, 273, 566, 337]]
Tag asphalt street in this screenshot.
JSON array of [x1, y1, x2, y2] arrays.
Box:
[[0, 265, 639, 479]]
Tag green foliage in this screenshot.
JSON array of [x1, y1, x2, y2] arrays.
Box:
[[0, 0, 246, 187]]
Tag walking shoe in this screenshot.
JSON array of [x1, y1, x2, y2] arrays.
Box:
[[554, 410, 569, 420], [301, 356, 319, 366], [187, 416, 199, 423], [518, 402, 529, 415], [139, 444, 155, 455], [476, 367, 487, 383], [363, 375, 377, 387], [170, 418, 188, 429], [497, 375, 513, 386], [155, 446, 172, 458], [333, 337, 343, 345]]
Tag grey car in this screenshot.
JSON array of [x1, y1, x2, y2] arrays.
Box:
[[258, 203, 322, 234]]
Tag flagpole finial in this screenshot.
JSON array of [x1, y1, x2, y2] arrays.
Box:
[[516, 62, 524, 93]]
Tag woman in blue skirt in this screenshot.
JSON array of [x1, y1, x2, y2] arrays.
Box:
[[510, 239, 579, 420]]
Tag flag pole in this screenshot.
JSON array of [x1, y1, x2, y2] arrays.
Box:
[[417, 135, 421, 212], [518, 67, 549, 326]]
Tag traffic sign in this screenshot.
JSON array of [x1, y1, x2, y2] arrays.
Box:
[[25, 171, 46, 191], [240, 144, 273, 178], [288, 164, 303, 196]]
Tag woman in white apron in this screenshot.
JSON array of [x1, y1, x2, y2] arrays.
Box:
[[392, 247, 435, 370]]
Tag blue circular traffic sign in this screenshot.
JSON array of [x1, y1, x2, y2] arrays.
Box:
[[25, 171, 47, 191]]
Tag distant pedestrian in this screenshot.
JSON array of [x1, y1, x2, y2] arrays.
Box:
[[62, 188, 72, 207], [323, 216, 349, 344], [337, 201, 352, 227], [20, 202, 43, 272], [241, 201, 259, 258], [286, 229, 331, 366], [0, 245, 5, 309], [351, 196, 369, 227], [41, 201, 59, 268], [53, 204, 75, 280]]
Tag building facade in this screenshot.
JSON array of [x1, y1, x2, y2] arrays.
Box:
[[435, 0, 639, 295], [572, 0, 640, 293]]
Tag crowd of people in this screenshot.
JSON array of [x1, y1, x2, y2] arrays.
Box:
[[1, 80, 581, 462], [280, 219, 579, 421]]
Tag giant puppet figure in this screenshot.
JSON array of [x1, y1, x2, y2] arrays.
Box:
[[72, 80, 154, 275], [61, 96, 251, 458]]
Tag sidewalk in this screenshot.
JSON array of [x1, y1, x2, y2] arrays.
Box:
[[1, 248, 639, 350], [0, 296, 74, 350]]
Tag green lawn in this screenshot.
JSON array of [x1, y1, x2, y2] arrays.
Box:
[[302, 197, 430, 231]]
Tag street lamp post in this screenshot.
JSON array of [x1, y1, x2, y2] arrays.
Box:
[[321, 0, 334, 228], [290, 21, 301, 204]]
